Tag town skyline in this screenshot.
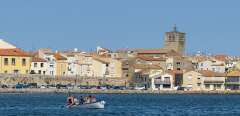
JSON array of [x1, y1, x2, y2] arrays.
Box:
[[0, 0, 240, 55]]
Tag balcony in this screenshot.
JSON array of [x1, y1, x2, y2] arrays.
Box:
[[204, 78, 225, 84], [154, 79, 171, 85]]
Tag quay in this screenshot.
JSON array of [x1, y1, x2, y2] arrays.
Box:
[[1, 88, 240, 94]]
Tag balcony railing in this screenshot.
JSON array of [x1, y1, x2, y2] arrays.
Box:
[[154, 80, 171, 85]]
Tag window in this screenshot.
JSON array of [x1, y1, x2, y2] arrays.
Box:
[[205, 84, 210, 89], [4, 70, 7, 74], [26, 70, 29, 74], [38, 70, 41, 74], [176, 62, 181, 67], [50, 71, 54, 75], [50, 65, 54, 68], [47, 57, 50, 61], [22, 58, 26, 66], [201, 63, 203, 66], [34, 63, 38, 67], [13, 70, 19, 74], [43, 71, 46, 75], [177, 68, 181, 70], [12, 58, 16, 65], [4, 58, 8, 65], [212, 68, 215, 72], [216, 84, 221, 89], [197, 83, 201, 86], [40, 63, 44, 68]]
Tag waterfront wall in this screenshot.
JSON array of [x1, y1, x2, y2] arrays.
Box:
[[1, 88, 240, 94], [0, 74, 128, 86]]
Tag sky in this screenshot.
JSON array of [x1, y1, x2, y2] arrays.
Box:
[[0, 0, 240, 55]]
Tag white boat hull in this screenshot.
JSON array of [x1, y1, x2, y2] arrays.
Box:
[[68, 101, 106, 109]]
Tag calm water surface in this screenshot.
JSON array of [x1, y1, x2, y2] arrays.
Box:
[[0, 93, 240, 116]]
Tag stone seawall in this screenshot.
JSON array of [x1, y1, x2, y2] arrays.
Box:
[[1, 88, 240, 94], [0, 74, 128, 86]]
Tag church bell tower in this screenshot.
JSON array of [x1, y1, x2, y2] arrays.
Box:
[[164, 25, 186, 54]]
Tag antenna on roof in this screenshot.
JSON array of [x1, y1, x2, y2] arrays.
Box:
[[173, 24, 177, 32]]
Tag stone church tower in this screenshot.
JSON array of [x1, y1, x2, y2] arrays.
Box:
[[164, 25, 185, 54]]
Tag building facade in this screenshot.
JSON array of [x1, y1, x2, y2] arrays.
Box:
[[54, 53, 68, 76], [183, 71, 202, 91], [30, 57, 48, 75], [0, 48, 31, 74], [164, 25, 185, 54], [197, 59, 226, 73]]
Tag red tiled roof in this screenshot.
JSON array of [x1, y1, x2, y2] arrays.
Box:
[[199, 70, 226, 77], [0, 48, 30, 57], [137, 49, 182, 57], [133, 64, 162, 69], [32, 57, 47, 62], [54, 53, 67, 60], [137, 49, 170, 54], [166, 69, 183, 75], [137, 56, 166, 61], [214, 54, 227, 61]]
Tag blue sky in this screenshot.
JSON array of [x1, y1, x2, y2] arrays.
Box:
[[0, 0, 240, 55]]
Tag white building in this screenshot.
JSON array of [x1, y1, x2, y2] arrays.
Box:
[[77, 54, 94, 77], [151, 73, 174, 90], [30, 57, 48, 75], [199, 70, 225, 91], [197, 59, 226, 73], [41, 53, 56, 76], [66, 54, 80, 76]]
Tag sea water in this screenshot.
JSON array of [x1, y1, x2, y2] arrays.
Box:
[[0, 93, 240, 116]]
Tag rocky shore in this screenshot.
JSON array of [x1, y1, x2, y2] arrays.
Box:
[[1, 88, 240, 94]]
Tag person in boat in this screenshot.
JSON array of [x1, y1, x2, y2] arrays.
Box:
[[92, 96, 97, 103], [74, 97, 79, 105], [79, 96, 84, 104], [67, 96, 75, 106]]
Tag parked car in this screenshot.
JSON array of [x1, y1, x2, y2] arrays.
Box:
[[78, 85, 89, 89], [1, 84, 8, 88], [14, 84, 28, 89], [175, 86, 185, 91], [27, 83, 38, 88], [56, 84, 67, 89], [66, 84, 74, 89], [40, 85, 47, 89], [134, 86, 146, 90], [112, 86, 126, 90], [47, 84, 56, 89]]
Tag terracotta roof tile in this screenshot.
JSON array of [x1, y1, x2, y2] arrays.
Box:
[[214, 54, 228, 61], [32, 57, 47, 62], [137, 49, 170, 54], [133, 64, 162, 69], [199, 70, 226, 77], [0, 48, 30, 57], [54, 53, 67, 60], [137, 56, 166, 61]]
